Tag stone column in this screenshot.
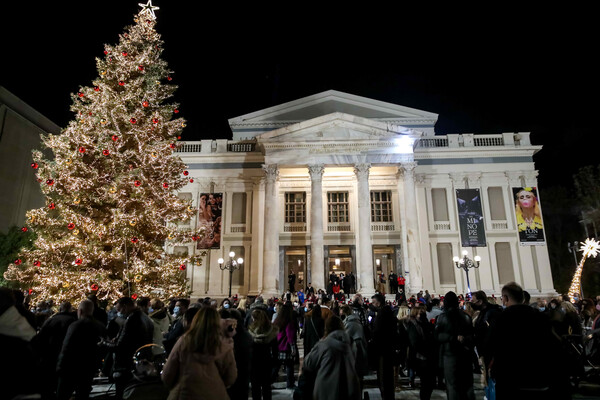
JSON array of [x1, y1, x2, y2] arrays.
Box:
[[399, 162, 423, 293], [354, 163, 375, 294], [308, 165, 326, 291], [262, 164, 279, 296]]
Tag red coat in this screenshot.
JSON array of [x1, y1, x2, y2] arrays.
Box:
[[398, 277, 405, 285]]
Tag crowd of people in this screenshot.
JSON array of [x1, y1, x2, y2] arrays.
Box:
[[2, 279, 599, 400]]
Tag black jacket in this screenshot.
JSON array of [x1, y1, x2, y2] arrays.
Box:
[[57, 316, 105, 374], [303, 315, 325, 356], [34, 311, 77, 367], [434, 308, 474, 359], [370, 305, 398, 357], [114, 308, 154, 370]]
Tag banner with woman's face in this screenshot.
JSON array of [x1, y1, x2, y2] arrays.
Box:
[[197, 192, 223, 249], [513, 187, 545, 245]]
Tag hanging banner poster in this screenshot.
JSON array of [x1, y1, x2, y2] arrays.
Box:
[[456, 188, 487, 247], [513, 187, 545, 245], [197, 193, 223, 249]]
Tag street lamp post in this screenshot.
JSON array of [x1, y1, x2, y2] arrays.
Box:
[[218, 251, 244, 298], [453, 250, 480, 295]]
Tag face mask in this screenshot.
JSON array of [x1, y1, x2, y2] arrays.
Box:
[[539, 307, 545, 312], [117, 312, 125, 318], [304, 307, 308, 312], [223, 304, 230, 309], [173, 306, 180, 315], [148, 307, 154, 313]]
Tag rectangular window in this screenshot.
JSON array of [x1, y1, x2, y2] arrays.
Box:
[[488, 187, 506, 220], [371, 191, 393, 222], [436, 243, 455, 284], [328, 192, 350, 223], [285, 192, 306, 223], [231, 193, 247, 224], [431, 188, 449, 221]]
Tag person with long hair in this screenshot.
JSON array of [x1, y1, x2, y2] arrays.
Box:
[[162, 307, 237, 399], [249, 309, 279, 400], [407, 305, 436, 400], [514, 188, 543, 232], [303, 300, 324, 357], [274, 301, 297, 389]]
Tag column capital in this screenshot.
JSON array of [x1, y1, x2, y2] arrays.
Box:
[[353, 163, 371, 180], [467, 172, 482, 187], [505, 171, 524, 186], [450, 172, 467, 187], [307, 164, 325, 180], [397, 162, 418, 177], [262, 164, 279, 184]]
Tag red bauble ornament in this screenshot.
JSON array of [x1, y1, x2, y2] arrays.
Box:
[[67, 223, 75, 230], [31, 162, 38, 169], [183, 171, 189, 176], [169, 143, 176, 149], [162, 182, 169, 188], [189, 179, 194, 183], [94, 86, 100, 92], [78, 147, 86, 153], [152, 118, 159, 124], [78, 92, 84, 98], [167, 76, 172, 81], [118, 81, 125, 86], [142, 101, 149, 107], [174, 109, 179, 114], [46, 179, 54, 185], [28, 289, 33, 294], [48, 203, 56, 209], [177, 136, 181, 140], [111, 135, 118, 141], [180, 264, 186, 271], [191, 235, 198, 241], [102, 149, 110, 156], [21, 227, 28, 232], [138, 65, 144, 71], [134, 180, 141, 187], [122, 51, 128, 56], [15, 259, 22, 265], [131, 237, 138, 243], [103, 50, 108, 55], [130, 118, 137, 124], [75, 258, 83, 265], [90, 284, 99, 291], [33, 261, 41, 267], [131, 293, 138, 300]]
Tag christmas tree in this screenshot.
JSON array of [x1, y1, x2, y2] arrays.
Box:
[[4, 1, 203, 303]]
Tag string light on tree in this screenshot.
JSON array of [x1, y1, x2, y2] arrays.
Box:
[[568, 238, 600, 303], [4, 1, 202, 303]]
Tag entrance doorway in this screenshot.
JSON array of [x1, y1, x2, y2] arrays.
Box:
[[373, 246, 396, 294], [327, 245, 354, 294], [284, 247, 306, 293]]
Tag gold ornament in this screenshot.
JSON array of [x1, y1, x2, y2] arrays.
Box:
[[155, 80, 161, 85], [73, 198, 80, 204], [181, 122, 186, 128], [100, 118, 107, 125], [109, 186, 117, 193], [151, 152, 158, 158], [134, 274, 143, 282], [187, 206, 194, 212], [72, 229, 79, 235], [65, 158, 72, 165], [63, 282, 70, 288], [29, 215, 35, 223], [101, 70, 107, 75], [129, 219, 137, 226]]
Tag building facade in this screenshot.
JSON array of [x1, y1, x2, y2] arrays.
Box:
[[173, 90, 556, 299]]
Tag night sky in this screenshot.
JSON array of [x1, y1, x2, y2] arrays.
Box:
[[1, 2, 597, 190]]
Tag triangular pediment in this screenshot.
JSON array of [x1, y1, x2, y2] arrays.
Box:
[[228, 90, 438, 140], [256, 112, 417, 142]]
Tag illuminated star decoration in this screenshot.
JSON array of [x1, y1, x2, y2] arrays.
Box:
[[138, 0, 160, 19], [568, 238, 600, 303]]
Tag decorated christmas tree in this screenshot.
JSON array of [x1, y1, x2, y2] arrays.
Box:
[[4, 1, 202, 303]]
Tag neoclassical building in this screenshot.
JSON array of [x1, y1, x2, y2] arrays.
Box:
[[173, 90, 556, 299]]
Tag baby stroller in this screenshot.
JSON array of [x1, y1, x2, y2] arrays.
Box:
[[582, 328, 600, 383], [122, 343, 170, 400]]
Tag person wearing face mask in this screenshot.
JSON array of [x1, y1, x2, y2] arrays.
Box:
[[163, 298, 189, 355], [148, 298, 170, 355], [470, 291, 502, 374]]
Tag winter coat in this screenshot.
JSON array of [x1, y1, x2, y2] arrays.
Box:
[[303, 314, 325, 356], [150, 308, 170, 354], [162, 336, 237, 400], [114, 308, 154, 370], [303, 330, 361, 400], [343, 314, 369, 376], [57, 316, 106, 374], [277, 321, 297, 352], [249, 325, 278, 377]]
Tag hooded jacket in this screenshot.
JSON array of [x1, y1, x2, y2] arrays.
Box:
[[162, 335, 237, 400], [343, 314, 369, 376], [150, 308, 170, 354], [249, 325, 278, 372], [303, 330, 361, 400]]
